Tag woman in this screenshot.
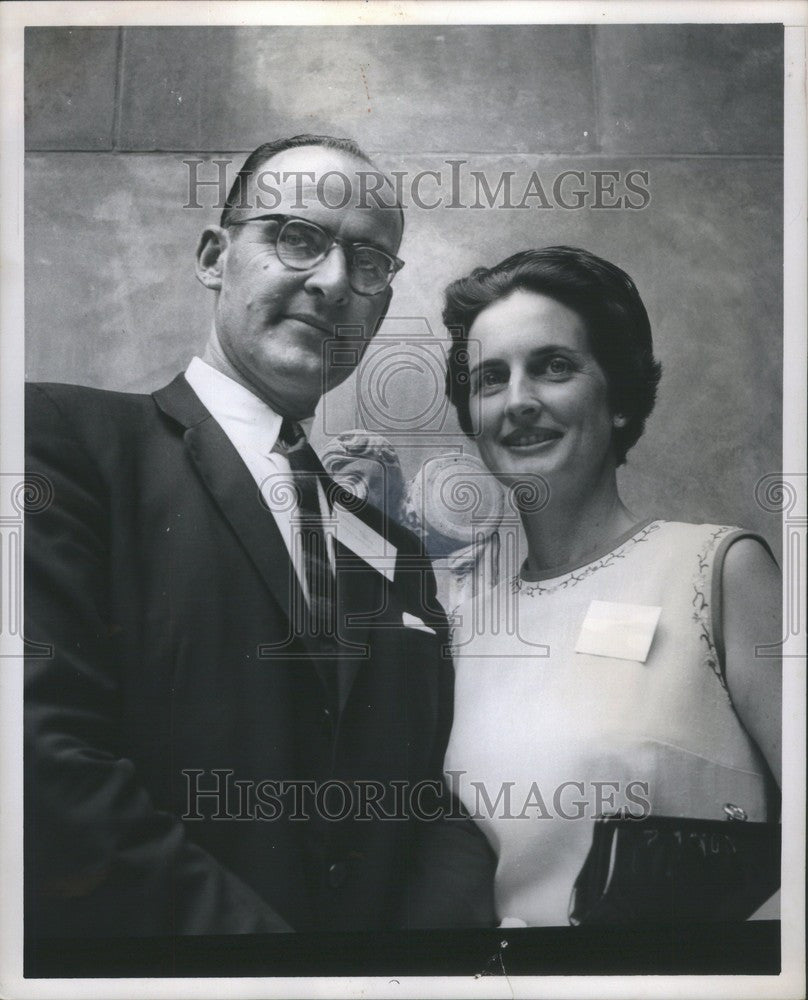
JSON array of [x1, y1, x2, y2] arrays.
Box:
[[441, 247, 781, 927]]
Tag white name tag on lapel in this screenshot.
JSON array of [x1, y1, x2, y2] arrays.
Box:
[[575, 600, 662, 662], [333, 506, 397, 581]]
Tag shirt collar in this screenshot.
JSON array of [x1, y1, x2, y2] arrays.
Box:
[[185, 356, 314, 456]]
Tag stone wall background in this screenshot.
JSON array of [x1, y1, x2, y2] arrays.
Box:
[[24, 24, 784, 555]]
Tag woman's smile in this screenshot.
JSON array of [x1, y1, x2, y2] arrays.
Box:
[[467, 288, 617, 491], [500, 426, 564, 449]]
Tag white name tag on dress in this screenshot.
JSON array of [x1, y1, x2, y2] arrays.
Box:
[[575, 600, 662, 662], [332, 506, 397, 581]]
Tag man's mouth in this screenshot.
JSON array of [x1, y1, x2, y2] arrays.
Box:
[[500, 428, 563, 448], [285, 313, 334, 335]]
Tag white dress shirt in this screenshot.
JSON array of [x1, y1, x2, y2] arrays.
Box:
[[185, 356, 333, 600]]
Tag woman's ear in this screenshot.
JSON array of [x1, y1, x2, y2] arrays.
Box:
[[612, 413, 628, 428], [195, 226, 229, 290]]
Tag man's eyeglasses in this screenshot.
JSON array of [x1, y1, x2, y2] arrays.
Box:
[[226, 214, 404, 296]]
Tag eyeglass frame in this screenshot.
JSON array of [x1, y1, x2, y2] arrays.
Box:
[[225, 213, 405, 296]]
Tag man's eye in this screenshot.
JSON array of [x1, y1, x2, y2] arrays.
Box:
[[282, 232, 313, 250], [352, 251, 385, 276], [279, 226, 322, 257]]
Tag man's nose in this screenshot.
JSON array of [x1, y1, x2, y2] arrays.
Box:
[[504, 375, 541, 422], [304, 245, 351, 302]]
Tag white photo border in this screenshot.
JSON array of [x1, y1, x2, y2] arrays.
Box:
[[1, 2, 805, 998]]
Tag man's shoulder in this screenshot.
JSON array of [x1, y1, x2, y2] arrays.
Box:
[[27, 380, 153, 412], [25, 380, 185, 459], [26, 380, 178, 430]]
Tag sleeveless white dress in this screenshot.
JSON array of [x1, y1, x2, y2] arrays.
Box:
[[443, 520, 774, 926]]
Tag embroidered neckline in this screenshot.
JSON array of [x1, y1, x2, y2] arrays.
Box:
[[512, 519, 662, 597]]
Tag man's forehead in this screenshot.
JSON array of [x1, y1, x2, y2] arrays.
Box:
[[256, 144, 368, 175], [249, 146, 390, 206], [242, 145, 402, 246]]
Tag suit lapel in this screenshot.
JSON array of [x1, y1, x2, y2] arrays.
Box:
[[153, 375, 301, 643], [152, 375, 383, 706]]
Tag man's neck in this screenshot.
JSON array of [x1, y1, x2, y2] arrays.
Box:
[[200, 333, 315, 421], [201, 338, 260, 398]]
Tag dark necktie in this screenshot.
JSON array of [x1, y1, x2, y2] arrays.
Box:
[[276, 419, 340, 704]]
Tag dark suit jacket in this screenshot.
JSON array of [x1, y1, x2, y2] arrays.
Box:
[[25, 375, 495, 937]]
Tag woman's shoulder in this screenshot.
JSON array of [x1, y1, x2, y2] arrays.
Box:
[[641, 523, 777, 602], [651, 520, 773, 558], [655, 519, 740, 538]]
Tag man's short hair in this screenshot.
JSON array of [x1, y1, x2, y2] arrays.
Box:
[[442, 246, 663, 466], [220, 133, 401, 230]]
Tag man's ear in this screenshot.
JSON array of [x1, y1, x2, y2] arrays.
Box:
[[612, 413, 628, 428], [195, 226, 229, 290]]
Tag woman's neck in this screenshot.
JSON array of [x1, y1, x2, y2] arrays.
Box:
[[520, 473, 638, 576]]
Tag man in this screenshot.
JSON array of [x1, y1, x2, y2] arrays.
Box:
[[25, 135, 494, 936]]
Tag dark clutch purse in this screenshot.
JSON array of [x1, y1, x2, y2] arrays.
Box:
[[568, 806, 780, 924]]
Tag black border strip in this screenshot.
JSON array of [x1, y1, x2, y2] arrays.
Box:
[[25, 922, 780, 979]]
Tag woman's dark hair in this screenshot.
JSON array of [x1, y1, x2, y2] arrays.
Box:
[[443, 246, 662, 466]]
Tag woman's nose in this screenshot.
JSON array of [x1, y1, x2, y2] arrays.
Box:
[[504, 376, 541, 421]]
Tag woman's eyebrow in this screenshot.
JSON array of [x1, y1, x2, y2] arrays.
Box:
[[468, 358, 506, 378], [526, 344, 587, 360]]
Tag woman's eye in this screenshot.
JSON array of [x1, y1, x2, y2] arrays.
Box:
[[481, 369, 507, 390], [545, 357, 573, 377], [471, 369, 506, 394]]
